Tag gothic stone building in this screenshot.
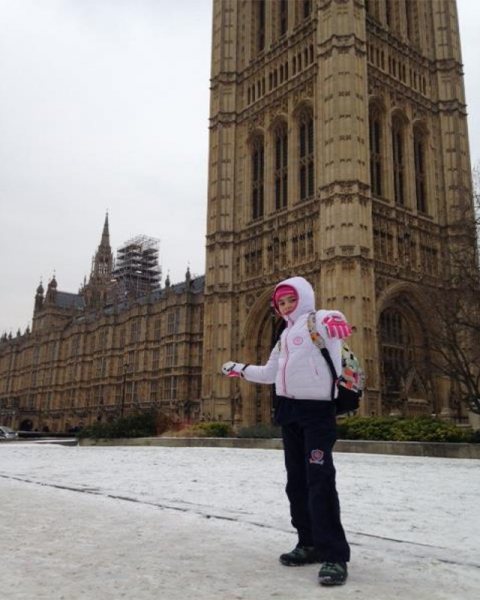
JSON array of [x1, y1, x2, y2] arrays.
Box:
[[0, 219, 203, 432], [0, 0, 476, 431], [202, 0, 475, 425]]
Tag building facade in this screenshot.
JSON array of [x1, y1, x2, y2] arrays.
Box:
[[0, 1, 476, 431], [0, 220, 203, 432], [202, 0, 475, 425]]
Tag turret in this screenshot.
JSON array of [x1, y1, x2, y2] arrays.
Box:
[[34, 281, 44, 313], [45, 275, 58, 304]]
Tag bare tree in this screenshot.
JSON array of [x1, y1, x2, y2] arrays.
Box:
[[427, 165, 480, 415]]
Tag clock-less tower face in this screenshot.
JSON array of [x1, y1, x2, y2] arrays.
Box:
[[202, 0, 474, 426]]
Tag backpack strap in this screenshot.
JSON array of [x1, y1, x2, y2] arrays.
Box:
[[307, 312, 338, 402]]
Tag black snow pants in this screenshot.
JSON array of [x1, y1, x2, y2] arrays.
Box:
[[275, 396, 350, 563]]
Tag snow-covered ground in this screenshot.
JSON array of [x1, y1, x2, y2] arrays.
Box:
[[0, 443, 479, 599]]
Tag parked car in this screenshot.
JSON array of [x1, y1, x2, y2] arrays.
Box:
[[0, 425, 18, 440]]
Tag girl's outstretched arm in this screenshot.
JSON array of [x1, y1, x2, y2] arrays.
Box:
[[221, 344, 280, 384]]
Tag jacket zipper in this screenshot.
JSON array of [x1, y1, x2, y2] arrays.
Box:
[[282, 320, 292, 396]]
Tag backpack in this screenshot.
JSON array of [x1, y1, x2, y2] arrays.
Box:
[[307, 312, 365, 415]]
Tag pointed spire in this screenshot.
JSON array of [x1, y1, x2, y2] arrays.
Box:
[[81, 214, 114, 310], [36, 280, 44, 295], [100, 212, 110, 248], [86, 214, 113, 297], [35, 278, 45, 313]]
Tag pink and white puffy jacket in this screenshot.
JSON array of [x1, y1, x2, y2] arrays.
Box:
[[243, 276, 346, 401]]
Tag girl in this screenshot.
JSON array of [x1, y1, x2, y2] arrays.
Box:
[[222, 276, 352, 586]]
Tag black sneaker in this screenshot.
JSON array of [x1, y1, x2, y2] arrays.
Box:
[[279, 545, 319, 566], [318, 561, 348, 586]]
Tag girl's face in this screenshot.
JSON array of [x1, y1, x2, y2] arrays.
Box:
[[277, 293, 297, 316]]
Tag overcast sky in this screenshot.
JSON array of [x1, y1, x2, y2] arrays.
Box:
[[0, 0, 479, 335]]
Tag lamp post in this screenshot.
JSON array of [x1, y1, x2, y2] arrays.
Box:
[[121, 363, 129, 418]]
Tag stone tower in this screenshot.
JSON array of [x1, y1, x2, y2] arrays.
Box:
[[202, 0, 474, 425], [82, 213, 114, 309]]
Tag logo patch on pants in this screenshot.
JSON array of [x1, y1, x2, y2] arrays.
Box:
[[309, 449, 325, 465]]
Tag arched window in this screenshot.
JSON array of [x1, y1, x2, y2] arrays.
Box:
[[413, 125, 427, 213], [274, 123, 288, 209], [303, 0, 312, 19], [385, 0, 401, 32], [385, 0, 393, 27], [405, 0, 421, 47], [251, 136, 264, 220], [380, 308, 413, 398], [279, 0, 288, 36], [369, 104, 383, 197], [298, 110, 314, 201], [392, 115, 405, 205], [255, 0, 266, 53]]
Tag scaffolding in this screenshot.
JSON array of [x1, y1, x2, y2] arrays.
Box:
[[113, 235, 161, 299]]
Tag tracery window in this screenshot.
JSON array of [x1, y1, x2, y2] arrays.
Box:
[[167, 308, 180, 334], [380, 308, 413, 396], [298, 110, 314, 201], [245, 238, 263, 276], [130, 320, 140, 342], [392, 115, 405, 206], [385, 0, 401, 32], [385, 0, 393, 27], [369, 106, 383, 197], [94, 385, 104, 406], [279, 0, 288, 36], [255, 0, 266, 53], [164, 376, 177, 400], [251, 136, 265, 219], [420, 241, 438, 276], [405, 1, 420, 47], [150, 380, 159, 402], [413, 126, 427, 213], [274, 123, 288, 209], [373, 224, 394, 263], [303, 0, 312, 19], [165, 343, 177, 367]]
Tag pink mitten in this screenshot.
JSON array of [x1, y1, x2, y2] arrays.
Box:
[[322, 314, 352, 339]]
